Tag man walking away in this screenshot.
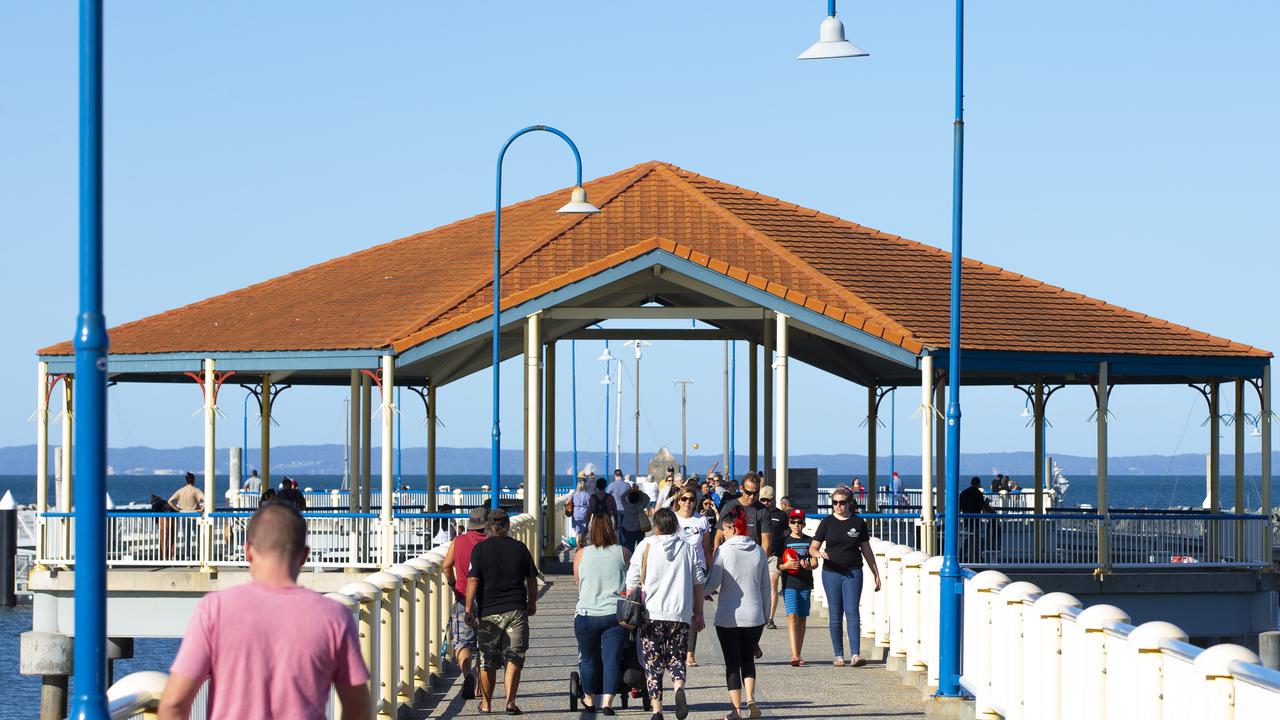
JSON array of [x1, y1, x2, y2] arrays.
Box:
[[159, 502, 370, 719], [443, 507, 489, 699], [606, 469, 632, 525], [465, 509, 538, 715]]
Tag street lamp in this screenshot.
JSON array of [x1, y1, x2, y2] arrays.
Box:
[[491, 126, 598, 510], [599, 345, 614, 473], [797, 0, 968, 697]]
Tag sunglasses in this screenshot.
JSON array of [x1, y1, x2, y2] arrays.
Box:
[[741, 488, 757, 496], [678, 496, 695, 503], [831, 498, 850, 506], [788, 519, 804, 525]]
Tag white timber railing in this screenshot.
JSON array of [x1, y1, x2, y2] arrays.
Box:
[[106, 513, 539, 720], [806, 524, 1280, 719]]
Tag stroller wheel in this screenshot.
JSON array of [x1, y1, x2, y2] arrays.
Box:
[[569, 671, 581, 711]]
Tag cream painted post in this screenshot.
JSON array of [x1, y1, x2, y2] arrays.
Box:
[[380, 356, 396, 568], [1096, 362, 1110, 569], [934, 380, 946, 522], [427, 380, 437, 512], [763, 318, 773, 481], [902, 551, 929, 672], [1078, 604, 1130, 720], [1262, 365, 1272, 553], [434, 560, 449, 681], [367, 571, 401, 718], [201, 359, 216, 570], [775, 312, 789, 498], [1033, 381, 1045, 559], [858, 540, 874, 649], [544, 342, 556, 556], [59, 377, 73, 512], [407, 556, 436, 696], [872, 540, 890, 649], [342, 581, 381, 712], [867, 385, 878, 512], [349, 370, 360, 513], [388, 564, 419, 709], [35, 362, 49, 562], [920, 355, 934, 554], [326, 592, 360, 716], [1208, 381, 1221, 561], [361, 373, 373, 512], [970, 571, 1012, 718], [1127, 622, 1187, 720], [885, 544, 908, 663], [1033, 592, 1082, 720], [1194, 644, 1260, 720], [998, 582, 1043, 720], [525, 313, 543, 568], [260, 373, 272, 488], [749, 342, 758, 472], [922, 555, 943, 688]]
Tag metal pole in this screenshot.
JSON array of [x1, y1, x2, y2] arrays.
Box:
[[427, 380, 437, 512], [1234, 379, 1245, 513], [603, 340, 610, 473], [524, 313, 542, 566], [261, 373, 272, 489], [1209, 382, 1220, 514], [349, 371, 359, 512], [545, 339, 556, 553], [1034, 381, 1045, 559], [889, 387, 895, 481], [749, 342, 758, 474], [775, 313, 789, 498], [492, 125, 586, 510], [634, 344, 641, 479], [937, 0, 966, 697], [1097, 363, 1110, 569], [243, 389, 250, 475], [764, 319, 774, 482], [361, 374, 372, 512], [396, 386, 402, 487], [571, 339, 578, 479], [867, 384, 878, 512], [723, 341, 729, 475], [70, 0, 109, 712], [675, 381, 692, 475], [1262, 365, 1272, 549], [614, 360, 622, 474]]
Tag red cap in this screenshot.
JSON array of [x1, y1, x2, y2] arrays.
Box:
[[788, 508, 806, 520]]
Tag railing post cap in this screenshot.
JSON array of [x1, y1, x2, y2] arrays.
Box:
[[1128, 621, 1188, 650], [886, 544, 910, 560], [325, 592, 359, 610], [922, 555, 944, 572], [1033, 591, 1082, 616], [1194, 643, 1261, 678], [999, 581, 1043, 602], [424, 547, 448, 564], [387, 563, 421, 580], [365, 571, 401, 590], [406, 556, 436, 572], [971, 570, 1012, 591], [105, 670, 169, 703], [870, 538, 893, 553], [1078, 603, 1131, 631], [902, 550, 929, 567], [340, 581, 381, 600]]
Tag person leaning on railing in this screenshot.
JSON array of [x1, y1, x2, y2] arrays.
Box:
[[157, 501, 371, 719]]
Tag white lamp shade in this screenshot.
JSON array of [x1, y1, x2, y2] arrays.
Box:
[[798, 16, 868, 60], [597, 348, 614, 362], [600, 374, 613, 385], [557, 186, 600, 214]]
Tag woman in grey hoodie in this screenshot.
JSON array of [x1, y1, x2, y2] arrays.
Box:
[[705, 509, 771, 719], [626, 508, 706, 720]]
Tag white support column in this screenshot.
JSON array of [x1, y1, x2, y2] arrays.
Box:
[[920, 354, 934, 554], [361, 373, 373, 513], [380, 356, 395, 568], [427, 379, 437, 513], [260, 373, 272, 489], [229, 447, 242, 506], [35, 362, 49, 562], [544, 341, 556, 556], [749, 342, 758, 473], [202, 359, 216, 570], [1096, 362, 1110, 569], [349, 370, 360, 513], [775, 312, 789, 499], [764, 318, 774, 482], [1262, 365, 1272, 550], [525, 313, 543, 568], [59, 377, 73, 512]]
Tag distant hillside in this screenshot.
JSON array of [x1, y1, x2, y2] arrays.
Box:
[[1, 444, 1275, 477]]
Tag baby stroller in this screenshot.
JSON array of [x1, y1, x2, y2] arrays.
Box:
[[569, 629, 650, 711]]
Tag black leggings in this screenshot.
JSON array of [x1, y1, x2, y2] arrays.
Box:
[[715, 624, 765, 691]]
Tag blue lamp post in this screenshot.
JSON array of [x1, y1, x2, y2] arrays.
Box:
[[71, 0, 109, 717], [798, 0, 967, 697], [490, 126, 598, 509]]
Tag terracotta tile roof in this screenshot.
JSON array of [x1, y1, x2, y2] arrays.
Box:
[[38, 161, 1268, 360]]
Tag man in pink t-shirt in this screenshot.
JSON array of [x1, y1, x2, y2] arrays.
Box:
[[158, 502, 371, 719]]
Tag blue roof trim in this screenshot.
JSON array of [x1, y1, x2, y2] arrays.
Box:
[[39, 349, 386, 375], [396, 249, 919, 368], [928, 350, 1268, 379]]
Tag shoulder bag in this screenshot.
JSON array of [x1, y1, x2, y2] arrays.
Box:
[[617, 543, 651, 630]]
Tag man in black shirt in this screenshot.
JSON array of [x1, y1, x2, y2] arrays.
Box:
[[715, 473, 773, 557], [759, 488, 790, 629], [958, 477, 994, 562], [464, 509, 537, 714]]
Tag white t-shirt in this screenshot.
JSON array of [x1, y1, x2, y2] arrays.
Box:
[[638, 477, 659, 506], [675, 513, 711, 569]]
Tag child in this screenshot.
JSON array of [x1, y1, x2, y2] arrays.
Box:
[[779, 508, 817, 666]]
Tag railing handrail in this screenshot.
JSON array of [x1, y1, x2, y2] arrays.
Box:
[[392, 512, 470, 519], [1229, 659, 1280, 690]]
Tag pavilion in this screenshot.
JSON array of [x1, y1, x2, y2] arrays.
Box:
[[35, 160, 1272, 560]]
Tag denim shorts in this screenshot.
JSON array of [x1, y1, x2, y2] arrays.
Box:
[[450, 601, 478, 651]]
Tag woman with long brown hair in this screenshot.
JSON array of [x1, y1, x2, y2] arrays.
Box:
[[573, 509, 631, 714]]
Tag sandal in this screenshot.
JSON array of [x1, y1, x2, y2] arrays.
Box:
[[723, 712, 741, 720], [851, 655, 867, 667], [747, 700, 761, 718], [478, 700, 492, 713], [833, 657, 846, 667], [506, 705, 523, 716], [686, 654, 698, 667], [796, 658, 806, 666], [753, 645, 763, 660], [790, 658, 800, 667]]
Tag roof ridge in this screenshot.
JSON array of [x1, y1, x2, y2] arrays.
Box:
[[655, 165, 917, 344], [386, 162, 661, 345]]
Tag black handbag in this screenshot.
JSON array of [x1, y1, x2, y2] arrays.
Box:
[[617, 545, 651, 630]]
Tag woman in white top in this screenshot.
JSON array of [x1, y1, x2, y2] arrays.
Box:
[[672, 486, 712, 667], [705, 508, 771, 720], [626, 508, 705, 720]]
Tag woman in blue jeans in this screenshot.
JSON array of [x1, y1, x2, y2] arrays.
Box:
[[574, 511, 632, 713], [809, 486, 881, 666]]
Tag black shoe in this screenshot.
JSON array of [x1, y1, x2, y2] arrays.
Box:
[[766, 620, 777, 630], [650, 713, 664, 720], [601, 708, 616, 716], [675, 687, 688, 720], [462, 673, 476, 699]]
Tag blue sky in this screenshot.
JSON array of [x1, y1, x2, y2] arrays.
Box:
[[2, 2, 1277, 464]]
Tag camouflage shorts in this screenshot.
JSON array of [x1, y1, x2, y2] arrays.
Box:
[[476, 609, 529, 670]]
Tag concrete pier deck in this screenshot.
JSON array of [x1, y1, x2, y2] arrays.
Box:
[[413, 562, 927, 719]]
